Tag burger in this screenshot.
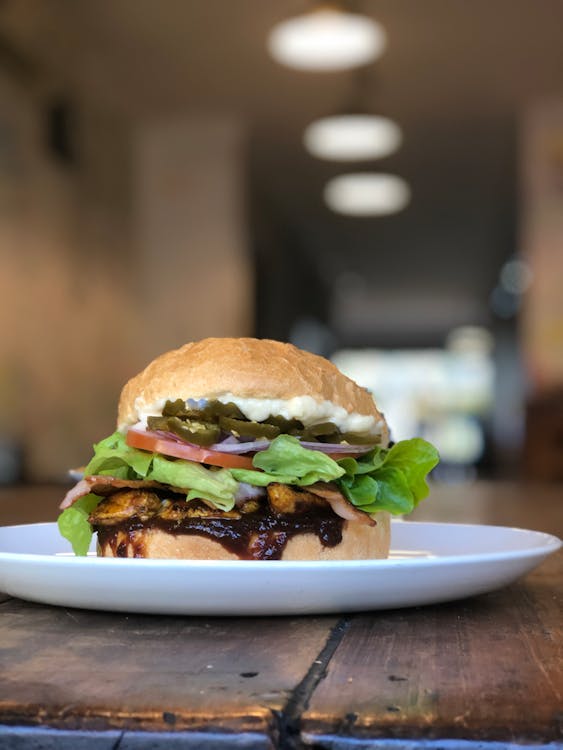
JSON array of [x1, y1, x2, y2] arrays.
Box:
[[58, 338, 439, 560]]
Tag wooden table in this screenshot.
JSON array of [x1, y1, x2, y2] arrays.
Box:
[[0, 481, 561, 749]]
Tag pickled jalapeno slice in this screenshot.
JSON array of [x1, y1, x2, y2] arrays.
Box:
[[162, 399, 190, 418], [266, 416, 304, 435], [339, 431, 379, 445], [147, 416, 220, 446], [218, 416, 280, 440]]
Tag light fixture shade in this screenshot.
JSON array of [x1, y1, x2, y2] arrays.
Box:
[[324, 173, 410, 216], [267, 9, 386, 71], [304, 114, 402, 161]]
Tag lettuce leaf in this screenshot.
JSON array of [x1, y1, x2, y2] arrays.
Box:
[[231, 435, 345, 487], [336, 438, 440, 515], [381, 438, 440, 504], [149, 455, 238, 510], [83, 431, 154, 478], [57, 493, 101, 556]]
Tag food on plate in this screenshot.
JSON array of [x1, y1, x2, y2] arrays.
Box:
[[58, 337, 439, 560]]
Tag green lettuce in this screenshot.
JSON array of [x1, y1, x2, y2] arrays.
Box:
[[231, 435, 345, 486], [337, 438, 440, 515], [58, 493, 100, 556], [83, 431, 154, 478], [149, 454, 238, 509]]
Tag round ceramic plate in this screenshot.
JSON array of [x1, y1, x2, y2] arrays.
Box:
[[0, 521, 560, 615]]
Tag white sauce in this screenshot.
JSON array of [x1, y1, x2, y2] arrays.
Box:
[[133, 393, 385, 438]]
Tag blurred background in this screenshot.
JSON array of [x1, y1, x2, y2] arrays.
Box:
[[0, 0, 562, 487]]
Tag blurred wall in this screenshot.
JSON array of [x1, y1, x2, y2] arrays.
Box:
[[0, 72, 251, 481], [520, 100, 563, 480], [0, 71, 134, 480], [133, 117, 252, 361]]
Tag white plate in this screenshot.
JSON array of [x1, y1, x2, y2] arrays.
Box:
[[0, 521, 560, 615]]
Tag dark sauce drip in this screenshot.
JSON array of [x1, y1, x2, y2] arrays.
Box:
[[95, 507, 344, 560], [116, 540, 130, 557]]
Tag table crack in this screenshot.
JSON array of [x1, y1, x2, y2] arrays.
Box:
[[110, 729, 126, 749], [277, 616, 352, 749]]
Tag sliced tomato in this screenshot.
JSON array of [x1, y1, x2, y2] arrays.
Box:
[[126, 429, 255, 470]]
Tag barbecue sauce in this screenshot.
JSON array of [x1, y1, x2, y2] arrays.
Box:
[[95, 506, 344, 560]]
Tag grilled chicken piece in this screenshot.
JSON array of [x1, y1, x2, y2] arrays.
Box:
[[239, 499, 261, 514], [61, 475, 189, 509], [158, 499, 242, 521], [89, 489, 161, 526], [267, 483, 329, 515]]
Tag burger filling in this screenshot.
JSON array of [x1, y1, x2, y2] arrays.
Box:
[[58, 399, 439, 557]]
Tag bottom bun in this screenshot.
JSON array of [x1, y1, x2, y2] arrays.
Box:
[[97, 511, 390, 561]]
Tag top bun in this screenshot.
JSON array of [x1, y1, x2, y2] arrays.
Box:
[[117, 337, 387, 439]]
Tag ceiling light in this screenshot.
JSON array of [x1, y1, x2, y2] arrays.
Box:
[[304, 114, 402, 161], [324, 173, 410, 216], [267, 9, 386, 71]]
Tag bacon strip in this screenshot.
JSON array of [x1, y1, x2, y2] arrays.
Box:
[[307, 482, 376, 526], [60, 476, 186, 510]]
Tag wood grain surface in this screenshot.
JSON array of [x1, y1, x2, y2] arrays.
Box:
[[0, 598, 337, 739], [301, 552, 562, 746]]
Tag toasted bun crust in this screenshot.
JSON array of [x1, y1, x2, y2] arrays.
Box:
[[117, 337, 386, 434], [97, 512, 390, 561]]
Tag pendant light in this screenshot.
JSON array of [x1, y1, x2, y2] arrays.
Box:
[[304, 113, 401, 161], [304, 66, 402, 161], [268, 5, 386, 72], [324, 173, 410, 216]]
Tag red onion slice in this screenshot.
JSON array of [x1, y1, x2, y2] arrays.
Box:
[[208, 439, 271, 453], [207, 438, 376, 455]]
